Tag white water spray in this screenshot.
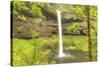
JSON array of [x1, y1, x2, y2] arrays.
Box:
[[57, 10, 65, 57]]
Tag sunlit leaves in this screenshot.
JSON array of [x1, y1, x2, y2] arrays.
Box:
[[13, 1, 44, 20]]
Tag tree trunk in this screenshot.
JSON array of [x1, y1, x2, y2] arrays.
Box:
[[86, 5, 92, 61]]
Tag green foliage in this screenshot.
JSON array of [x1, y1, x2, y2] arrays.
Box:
[[91, 35, 97, 61], [31, 4, 44, 18], [13, 35, 93, 66], [13, 39, 34, 66], [63, 36, 88, 52], [74, 6, 86, 17], [68, 23, 80, 33], [90, 6, 97, 18], [13, 1, 44, 20], [12, 36, 58, 66]]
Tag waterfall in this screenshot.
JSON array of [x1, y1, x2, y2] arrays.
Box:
[[57, 10, 65, 57]]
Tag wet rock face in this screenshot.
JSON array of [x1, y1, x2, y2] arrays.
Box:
[[38, 25, 57, 37], [12, 13, 88, 39], [13, 19, 33, 39], [62, 12, 83, 23], [13, 18, 58, 39]]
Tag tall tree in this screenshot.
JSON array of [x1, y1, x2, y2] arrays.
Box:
[[86, 5, 92, 61]]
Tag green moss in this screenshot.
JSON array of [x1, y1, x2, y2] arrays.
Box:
[[12, 35, 97, 66]]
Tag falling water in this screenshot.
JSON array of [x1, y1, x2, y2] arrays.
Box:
[[57, 10, 65, 57]]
